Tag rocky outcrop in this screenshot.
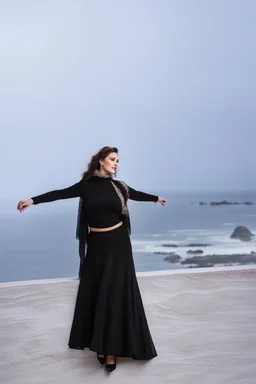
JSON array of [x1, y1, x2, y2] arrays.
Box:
[[181, 252, 256, 267], [210, 201, 239, 206], [163, 254, 181, 263], [186, 243, 210, 247], [161, 244, 178, 248], [160, 243, 211, 248], [198, 201, 254, 206], [230, 226, 254, 242], [189, 264, 214, 268], [187, 249, 204, 255]]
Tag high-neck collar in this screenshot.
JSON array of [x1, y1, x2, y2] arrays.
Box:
[[93, 169, 113, 179]]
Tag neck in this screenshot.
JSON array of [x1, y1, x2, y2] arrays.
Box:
[[99, 170, 110, 176], [93, 169, 112, 178]]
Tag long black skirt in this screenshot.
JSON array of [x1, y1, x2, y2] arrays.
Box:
[[68, 223, 157, 360]]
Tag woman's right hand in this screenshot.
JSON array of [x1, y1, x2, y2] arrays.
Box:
[[17, 198, 34, 213]]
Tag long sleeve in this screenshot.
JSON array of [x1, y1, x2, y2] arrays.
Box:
[[127, 185, 158, 202], [31, 180, 84, 205]]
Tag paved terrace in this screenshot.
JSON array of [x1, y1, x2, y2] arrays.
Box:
[[1, 265, 256, 384]]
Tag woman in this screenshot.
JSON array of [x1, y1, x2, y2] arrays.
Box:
[[17, 146, 167, 373]]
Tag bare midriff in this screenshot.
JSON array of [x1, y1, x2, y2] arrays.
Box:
[[89, 221, 123, 232]]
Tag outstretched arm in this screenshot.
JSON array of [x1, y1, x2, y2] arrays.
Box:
[[124, 183, 166, 205], [17, 179, 85, 212], [127, 185, 159, 202], [31, 179, 84, 205]]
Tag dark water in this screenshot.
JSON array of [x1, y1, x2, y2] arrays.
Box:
[[1, 190, 256, 283]]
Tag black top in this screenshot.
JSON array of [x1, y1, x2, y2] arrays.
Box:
[[31, 176, 158, 228]]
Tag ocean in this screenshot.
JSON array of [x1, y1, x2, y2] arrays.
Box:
[[1, 190, 256, 283]]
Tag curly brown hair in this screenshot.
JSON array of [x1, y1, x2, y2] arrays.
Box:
[[81, 146, 118, 180]]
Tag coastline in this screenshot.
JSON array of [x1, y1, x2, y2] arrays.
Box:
[[1, 264, 256, 287]]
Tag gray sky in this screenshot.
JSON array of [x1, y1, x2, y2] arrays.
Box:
[[1, 0, 255, 199]]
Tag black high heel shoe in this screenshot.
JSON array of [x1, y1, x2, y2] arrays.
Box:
[[96, 353, 105, 365], [105, 355, 116, 372]]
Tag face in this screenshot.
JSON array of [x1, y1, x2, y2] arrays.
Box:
[[100, 152, 119, 175]]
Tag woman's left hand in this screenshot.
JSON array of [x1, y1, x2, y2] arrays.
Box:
[[157, 197, 167, 206]]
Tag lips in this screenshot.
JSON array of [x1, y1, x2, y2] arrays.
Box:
[[112, 167, 117, 171]]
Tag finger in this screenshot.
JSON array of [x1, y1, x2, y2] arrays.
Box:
[[17, 201, 23, 210], [18, 201, 26, 210], [20, 203, 26, 212]]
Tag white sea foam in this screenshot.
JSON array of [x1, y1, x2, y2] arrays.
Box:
[[132, 227, 256, 259]]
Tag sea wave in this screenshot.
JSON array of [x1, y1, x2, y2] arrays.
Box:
[[132, 228, 256, 259]]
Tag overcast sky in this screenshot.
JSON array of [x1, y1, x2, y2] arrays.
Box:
[[1, 0, 255, 199]]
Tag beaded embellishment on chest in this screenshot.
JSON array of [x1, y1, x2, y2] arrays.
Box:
[[110, 180, 129, 217]]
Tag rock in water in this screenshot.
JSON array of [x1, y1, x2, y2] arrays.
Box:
[[161, 244, 178, 248], [187, 249, 204, 254], [164, 254, 181, 263], [230, 226, 254, 241], [186, 243, 210, 247]]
